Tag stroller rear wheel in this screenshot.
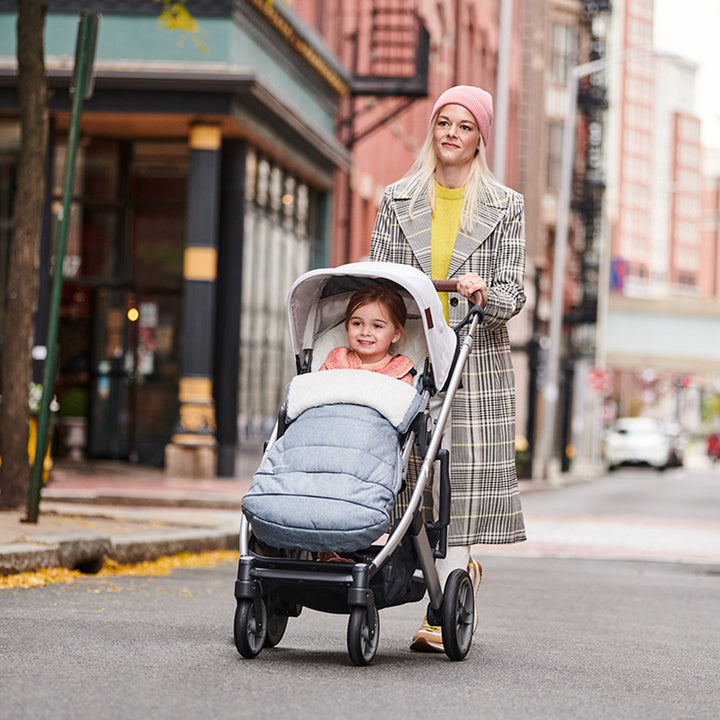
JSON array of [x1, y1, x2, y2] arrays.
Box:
[[346, 604, 380, 666], [440, 569, 474, 661], [234, 598, 267, 658]]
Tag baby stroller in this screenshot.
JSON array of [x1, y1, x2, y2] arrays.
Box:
[[234, 261, 484, 665]]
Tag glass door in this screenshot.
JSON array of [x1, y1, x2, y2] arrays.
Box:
[[52, 137, 186, 465], [128, 142, 185, 465], [87, 287, 134, 459]]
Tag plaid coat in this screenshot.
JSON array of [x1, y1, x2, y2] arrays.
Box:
[[370, 177, 527, 545]]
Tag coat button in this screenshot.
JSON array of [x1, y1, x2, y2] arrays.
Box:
[[450, 297, 459, 307]]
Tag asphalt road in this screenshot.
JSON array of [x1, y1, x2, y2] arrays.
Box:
[[524, 463, 720, 522], [2, 466, 719, 720], [484, 464, 720, 565]]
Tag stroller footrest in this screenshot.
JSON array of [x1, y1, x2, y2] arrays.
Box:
[[253, 566, 355, 585]]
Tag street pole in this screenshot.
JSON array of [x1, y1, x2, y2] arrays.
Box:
[[26, 13, 98, 523], [538, 67, 579, 480], [591, 196, 612, 466], [538, 57, 613, 480]]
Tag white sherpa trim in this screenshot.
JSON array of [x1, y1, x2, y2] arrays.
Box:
[[286, 369, 418, 428]]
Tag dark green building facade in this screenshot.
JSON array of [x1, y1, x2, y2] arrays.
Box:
[[0, 0, 350, 475]]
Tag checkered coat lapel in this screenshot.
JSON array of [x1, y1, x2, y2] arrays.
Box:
[[448, 187, 505, 277], [378, 180, 507, 280], [370, 177, 527, 546], [387, 185, 433, 275]]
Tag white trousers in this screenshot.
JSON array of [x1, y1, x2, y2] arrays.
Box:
[[435, 545, 471, 588]]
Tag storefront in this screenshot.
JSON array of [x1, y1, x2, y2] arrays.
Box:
[[0, 1, 350, 474]]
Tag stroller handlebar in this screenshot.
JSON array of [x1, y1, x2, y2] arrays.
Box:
[[432, 280, 457, 292], [433, 279, 485, 325]]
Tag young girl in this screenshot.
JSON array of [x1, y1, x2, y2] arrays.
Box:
[[318, 284, 415, 562], [319, 284, 415, 385]]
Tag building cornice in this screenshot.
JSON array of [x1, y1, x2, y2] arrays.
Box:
[[0, 0, 350, 97], [242, 0, 349, 96], [0, 58, 351, 175]]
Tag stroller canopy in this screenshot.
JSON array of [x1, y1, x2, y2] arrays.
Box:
[[287, 262, 458, 390]]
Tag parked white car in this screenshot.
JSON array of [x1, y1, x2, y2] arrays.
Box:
[[603, 417, 673, 471]]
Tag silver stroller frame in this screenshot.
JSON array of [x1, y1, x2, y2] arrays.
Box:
[[234, 269, 484, 665]]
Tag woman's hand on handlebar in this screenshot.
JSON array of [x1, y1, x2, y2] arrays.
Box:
[[433, 275, 487, 307], [456, 273, 487, 308]]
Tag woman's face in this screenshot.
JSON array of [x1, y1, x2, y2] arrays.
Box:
[[432, 103, 481, 170], [346, 301, 401, 365]]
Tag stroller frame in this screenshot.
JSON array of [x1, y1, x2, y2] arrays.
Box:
[[234, 264, 484, 665]]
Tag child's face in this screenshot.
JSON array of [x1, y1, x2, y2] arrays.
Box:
[[346, 301, 402, 365]]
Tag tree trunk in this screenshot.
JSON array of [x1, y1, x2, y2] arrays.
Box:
[[0, 0, 48, 510]]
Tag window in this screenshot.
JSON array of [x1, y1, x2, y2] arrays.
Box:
[[547, 123, 563, 190], [550, 24, 577, 85], [238, 147, 321, 443]]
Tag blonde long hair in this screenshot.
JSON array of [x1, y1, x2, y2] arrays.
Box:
[[406, 118, 504, 232]]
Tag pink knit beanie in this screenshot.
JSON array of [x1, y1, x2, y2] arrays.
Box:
[[430, 85, 494, 146]]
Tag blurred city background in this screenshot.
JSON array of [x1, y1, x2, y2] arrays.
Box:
[[1, 0, 719, 485]]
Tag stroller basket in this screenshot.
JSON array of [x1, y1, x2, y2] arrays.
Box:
[[242, 528, 425, 616]]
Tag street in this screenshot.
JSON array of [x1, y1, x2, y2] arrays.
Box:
[[486, 461, 720, 565], [2, 466, 720, 720]]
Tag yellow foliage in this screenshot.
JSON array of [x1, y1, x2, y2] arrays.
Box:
[[0, 567, 81, 589], [99, 550, 238, 576], [154, 0, 208, 52], [0, 549, 239, 590]]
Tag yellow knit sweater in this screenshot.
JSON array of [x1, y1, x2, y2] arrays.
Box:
[[431, 182, 465, 321]]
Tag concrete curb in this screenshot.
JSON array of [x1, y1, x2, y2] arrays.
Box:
[[41, 490, 244, 511], [0, 527, 240, 576], [0, 543, 64, 575], [109, 528, 239, 565]]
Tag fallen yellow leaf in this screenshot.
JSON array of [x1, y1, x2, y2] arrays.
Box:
[[0, 550, 239, 590]]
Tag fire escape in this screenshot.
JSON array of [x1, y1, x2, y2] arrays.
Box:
[[342, 0, 429, 148], [338, 1, 430, 256], [559, 0, 611, 471]]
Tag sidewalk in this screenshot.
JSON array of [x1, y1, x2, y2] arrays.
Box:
[[0, 460, 251, 575], [1, 458, 559, 576]]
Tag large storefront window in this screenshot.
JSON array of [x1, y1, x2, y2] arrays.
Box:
[[238, 148, 318, 444], [52, 138, 186, 465], [2, 119, 328, 466]]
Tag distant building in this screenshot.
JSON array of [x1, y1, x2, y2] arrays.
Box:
[[602, 0, 720, 430], [606, 0, 656, 293], [652, 53, 703, 297], [700, 150, 720, 300]]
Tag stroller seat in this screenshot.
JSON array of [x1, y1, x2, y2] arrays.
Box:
[[242, 369, 423, 553]]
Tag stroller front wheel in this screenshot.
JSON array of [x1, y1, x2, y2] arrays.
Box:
[[264, 609, 289, 648], [441, 569, 474, 661], [234, 598, 267, 658], [347, 604, 380, 666]]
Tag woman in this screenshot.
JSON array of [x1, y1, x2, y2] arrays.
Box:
[[369, 85, 527, 652]]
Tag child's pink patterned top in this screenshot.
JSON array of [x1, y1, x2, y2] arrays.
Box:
[[319, 347, 414, 385]]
